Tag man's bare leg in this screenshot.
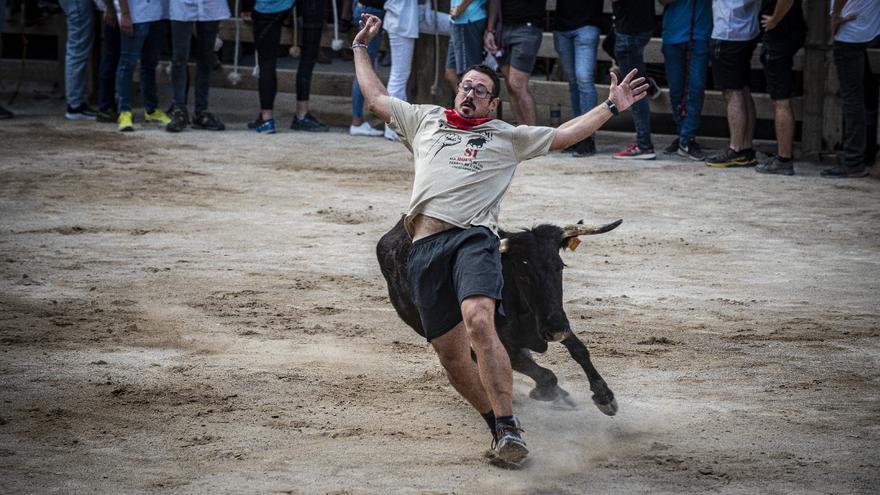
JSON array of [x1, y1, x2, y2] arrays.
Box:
[[503, 66, 536, 126], [459, 296, 513, 416], [743, 86, 756, 150], [724, 89, 748, 151], [773, 98, 794, 158], [431, 321, 493, 414]]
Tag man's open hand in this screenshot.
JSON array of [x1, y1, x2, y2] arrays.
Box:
[[608, 69, 649, 113]]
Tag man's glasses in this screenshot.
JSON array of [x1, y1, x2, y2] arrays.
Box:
[[457, 82, 492, 99]]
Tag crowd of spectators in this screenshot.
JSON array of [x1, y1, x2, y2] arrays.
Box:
[[0, 0, 878, 178]]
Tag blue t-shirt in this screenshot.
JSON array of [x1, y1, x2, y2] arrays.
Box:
[[662, 0, 713, 44], [255, 0, 294, 14], [451, 0, 487, 25]]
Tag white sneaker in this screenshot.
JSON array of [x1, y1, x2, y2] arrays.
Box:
[[349, 122, 383, 137], [384, 124, 399, 142]]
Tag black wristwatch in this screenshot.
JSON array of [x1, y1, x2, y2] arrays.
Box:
[[605, 99, 619, 116]]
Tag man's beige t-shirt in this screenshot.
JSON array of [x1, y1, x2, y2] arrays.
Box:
[[389, 98, 557, 238]]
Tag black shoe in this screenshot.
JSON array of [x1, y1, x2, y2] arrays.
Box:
[[663, 138, 680, 154], [290, 113, 328, 132], [820, 166, 869, 178], [573, 136, 596, 157], [706, 148, 757, 168], [191, 111, 225, 131], [165, 107, 189, 133], [0, 105, 13, 119], [65, 104, 97, 121], [96, 107, 117, 123], [492, 416, 528, 465], [756, 155, 795, 176], [677, 140, 706, 161]]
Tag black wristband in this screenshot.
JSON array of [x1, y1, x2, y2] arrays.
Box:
[[605, 99, 619, 116]]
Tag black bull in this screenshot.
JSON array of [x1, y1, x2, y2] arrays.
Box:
[[376, 217, 620, 416]]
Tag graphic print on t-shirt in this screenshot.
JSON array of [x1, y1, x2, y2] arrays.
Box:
[[427, 123, 496, 173]]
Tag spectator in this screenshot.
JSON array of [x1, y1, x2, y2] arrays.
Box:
[[553, 0, 602, 157], [166, 0, 230, 132], [114, 0, 171, 132], [754, 0, 806, 175], [445, 0, 488, 85], [483, 0, 544, 126], [95, 0, 121, 123], [59, 0, 97, 120], [660, 0, 711, 161], [248, 0, 329, 133], [382, 0, 451, 140], [349, 0, 386, 137], [610, 0, 657, 160], [0, 0, 12, 119], [823, 0, 880, 178], [705, 0, 760, 168]]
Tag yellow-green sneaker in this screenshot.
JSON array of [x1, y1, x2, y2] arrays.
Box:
[[118, 111, 134, 132], [144, 108, 171, 125]]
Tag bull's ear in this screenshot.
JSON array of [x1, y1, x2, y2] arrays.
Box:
[[562, 236, 581, 252]]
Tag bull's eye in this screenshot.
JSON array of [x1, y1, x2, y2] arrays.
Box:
[[522, 261, 528, 265]]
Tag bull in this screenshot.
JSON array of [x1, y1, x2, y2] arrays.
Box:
[[376, 217, 620, 416]]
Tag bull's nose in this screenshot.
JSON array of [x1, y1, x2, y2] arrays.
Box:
[[543, 328, 572, 342]]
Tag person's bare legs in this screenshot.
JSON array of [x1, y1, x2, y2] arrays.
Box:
[[743, 86, 756, 150], [431, 322, 494, 414], [773, 98, 794, 158], [503, 66, 536, 126], [461, 296, 513, 416], [724, 89, 749, 151]]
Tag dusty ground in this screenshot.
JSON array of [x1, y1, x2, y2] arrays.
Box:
[[1, 94, 879, 494]]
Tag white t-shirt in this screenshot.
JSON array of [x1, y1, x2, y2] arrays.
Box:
[[711, 0, 760, 41], [831, 0, 880, 43], [389, 98, 557, 237], [170, 0, 230, 22]]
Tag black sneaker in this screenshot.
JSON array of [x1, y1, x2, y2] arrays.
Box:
[[65, 104, 97, 121], [705, 148, 757, 168], [0, 105, 13, 119], [677, 140, 706, 161], [573, 136, 596, 157], [492, 416, 528, 465], [756, 155, 795, 176], [290, 113, 329, 132], [165, 107, 189, 133], [820, 166, 869, 178], [663, 138, 680, 154], [96, 107, 117, 123], [191, 111, 225, 131]]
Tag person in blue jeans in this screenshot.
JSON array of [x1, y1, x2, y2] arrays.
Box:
[[660, 0, 711, 161], [349, 0, 386, 137], [553, 0, 601, 157], [59, 0, 97, 120], [115, 0, 171, 132], [611, 0, 656, 160], [444, 0, 487, 89], [96, 0, 121, 123]]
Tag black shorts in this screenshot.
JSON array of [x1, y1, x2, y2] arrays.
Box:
[[761, 33, 806, 100], [711, 38, 759, 90], [406, 226, 504, 341]]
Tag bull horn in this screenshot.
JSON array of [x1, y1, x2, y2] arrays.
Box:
[[499, 238, 509, 253], [561, 219, 623, 239]]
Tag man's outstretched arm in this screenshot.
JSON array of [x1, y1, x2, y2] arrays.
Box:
[[352, 14, 393, 123], [549, 69, 649, 151]]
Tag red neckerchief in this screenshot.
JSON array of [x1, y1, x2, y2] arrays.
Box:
[[444, 109, 492, 130]]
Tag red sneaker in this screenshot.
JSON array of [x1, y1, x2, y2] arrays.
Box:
[[612, 143, 656, 160]]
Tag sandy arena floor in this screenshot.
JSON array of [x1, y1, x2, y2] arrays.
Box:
[[1, 96, 879, 494]]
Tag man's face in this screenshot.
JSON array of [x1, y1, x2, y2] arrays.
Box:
[[454, 70, 499, 118]]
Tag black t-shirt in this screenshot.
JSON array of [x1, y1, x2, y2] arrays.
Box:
[[612, 0, 656, 35], [360, 0, 384, 8], [554, 0, 603, 32], [761, 0, 807, 42], [502, 0, 548, 26]]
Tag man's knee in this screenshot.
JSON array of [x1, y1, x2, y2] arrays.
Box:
[[505, 70, 531, 95], [461, 299, 498, 346]]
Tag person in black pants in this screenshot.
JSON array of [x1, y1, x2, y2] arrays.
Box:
[[248, 0, 328, 133], [824, 0, 879, 178]]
